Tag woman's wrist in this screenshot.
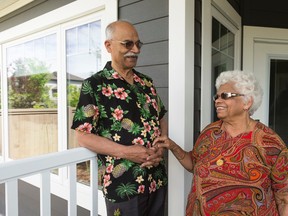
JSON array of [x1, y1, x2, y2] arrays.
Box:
[[171, 144, 186, 161]]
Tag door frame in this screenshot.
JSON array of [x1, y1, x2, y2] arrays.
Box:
[[243, 26, 288, 124]]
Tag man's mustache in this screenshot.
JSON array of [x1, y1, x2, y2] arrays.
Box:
[[124, 53, 138, 57]]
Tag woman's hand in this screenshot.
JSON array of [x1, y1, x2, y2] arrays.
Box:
[[152, 136, 176, 150], [152, 136, 194, 172]]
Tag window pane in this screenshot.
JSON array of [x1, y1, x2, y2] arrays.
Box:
[[6, 34, 58, 159], [66, 20, 102, 185], [269, 59, 288, 146], [212, 17, 235, 121]]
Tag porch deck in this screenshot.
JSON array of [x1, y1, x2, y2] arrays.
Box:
[[0, 181, 90, 216]]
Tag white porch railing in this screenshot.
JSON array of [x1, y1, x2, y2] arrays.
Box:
[[0, 147, 98, 216]]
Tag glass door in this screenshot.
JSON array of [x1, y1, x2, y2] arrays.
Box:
[[269, 59, 288, 144]]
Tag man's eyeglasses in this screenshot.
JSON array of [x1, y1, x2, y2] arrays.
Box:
[[213, 92, 244, 101], [112, 40, 143, 49]]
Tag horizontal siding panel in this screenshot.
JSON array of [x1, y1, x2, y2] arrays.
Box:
[[136, 41, 168, 66], [118, 0, 141, 7], [135, 17, 168, 43], [119, 0, 168, 23], [136, 65, 168, 88]]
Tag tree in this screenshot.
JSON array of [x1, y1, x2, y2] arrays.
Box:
[[8, 58, 56, 108], [68, 84, 80, 107]]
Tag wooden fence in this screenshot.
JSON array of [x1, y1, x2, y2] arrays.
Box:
[[0, 107, 77, 159]]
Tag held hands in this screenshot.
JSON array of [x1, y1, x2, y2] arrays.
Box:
[[152, 136, 187, 162], [152, 135, 176, 150], [124, 144, 163, 168]]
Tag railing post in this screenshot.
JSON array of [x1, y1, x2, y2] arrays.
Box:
[[68, 164, 77, 216], [90, 157, 98, 216], [40, 171, 51, 216], [6, 180, 18, 216]]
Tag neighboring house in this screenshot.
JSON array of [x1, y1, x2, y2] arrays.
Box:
[[0, 0, 288, 215], [48, 72, 83, 100]]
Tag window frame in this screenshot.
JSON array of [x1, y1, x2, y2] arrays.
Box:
[[201, 0, 241, 129]]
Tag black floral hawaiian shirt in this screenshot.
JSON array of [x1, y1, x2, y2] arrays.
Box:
[[71, 61, 168, 203]]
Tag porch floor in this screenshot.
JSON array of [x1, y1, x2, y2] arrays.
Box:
[[0, 180, 91, 216]]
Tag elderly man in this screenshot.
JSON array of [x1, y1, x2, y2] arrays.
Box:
[[71, 20, 168, 216]]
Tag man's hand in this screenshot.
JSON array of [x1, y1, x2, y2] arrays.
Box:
[[140, 145, 164, 168], [124, 144, 160, 164]]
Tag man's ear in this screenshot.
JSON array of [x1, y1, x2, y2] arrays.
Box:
[[105, 40, 112, 53]]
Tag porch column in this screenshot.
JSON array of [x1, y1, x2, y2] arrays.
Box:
[[168, 0, 195, 215]]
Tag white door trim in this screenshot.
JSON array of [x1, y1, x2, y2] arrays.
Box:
[[243, 26, 288, 124], [243, 26, 288, 74]]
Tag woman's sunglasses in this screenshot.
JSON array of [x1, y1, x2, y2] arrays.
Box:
[[213, 92, 244, 101], [112, 40, 143, 49]]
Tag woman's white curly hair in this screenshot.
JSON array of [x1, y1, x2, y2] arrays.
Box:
[[215, 70, 263, 116]]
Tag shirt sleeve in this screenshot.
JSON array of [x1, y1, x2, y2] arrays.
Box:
[[157, 94, 167, 120], [71, 78, 100, 134]]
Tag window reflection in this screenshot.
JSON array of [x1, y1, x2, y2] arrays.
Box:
[[66, 20, 102, 185], [6, 34, 58, 159], [66, 21, 101, 79]]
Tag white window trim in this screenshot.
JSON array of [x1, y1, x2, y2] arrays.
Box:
[[0, 0, 117, 213], [201, 0, 241, 129]]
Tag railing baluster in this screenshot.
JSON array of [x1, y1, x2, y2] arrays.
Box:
[[40, 171, 51, 216], [90, 157, 98, 216], [6, 179, 18, 216], [68, 164, 77, 216]]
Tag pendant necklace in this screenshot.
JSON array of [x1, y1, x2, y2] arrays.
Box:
[[216, 120, 251, 166]]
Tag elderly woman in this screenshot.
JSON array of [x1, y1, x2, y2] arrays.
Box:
[[153, 70, 288, 215]]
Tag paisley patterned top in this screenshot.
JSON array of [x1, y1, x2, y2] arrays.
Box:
[[71, 61, 167, 203], [186, 120, 288, 216]]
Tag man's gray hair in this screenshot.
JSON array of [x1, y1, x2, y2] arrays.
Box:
[[105, 20, 132, 40]]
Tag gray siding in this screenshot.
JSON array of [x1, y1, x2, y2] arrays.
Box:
[[118, 0, 202, 143], [118, 0, 169, 111], [118, 1, 169, 215]]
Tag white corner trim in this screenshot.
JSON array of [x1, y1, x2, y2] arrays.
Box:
[[168, 0, 194, 215]]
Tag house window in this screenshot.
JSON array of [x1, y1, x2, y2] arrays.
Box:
[[0, 0, 116, 211], [212, 17, 234, 80], [201, 0, 241, 127], [66, 21, 102, 185], [6, 34, 58, 159], [211, 17, 235, 121], [66, 21, 102, 79]]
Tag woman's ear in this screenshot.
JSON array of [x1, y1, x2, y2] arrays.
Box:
[[245, 96, 254, 111]]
